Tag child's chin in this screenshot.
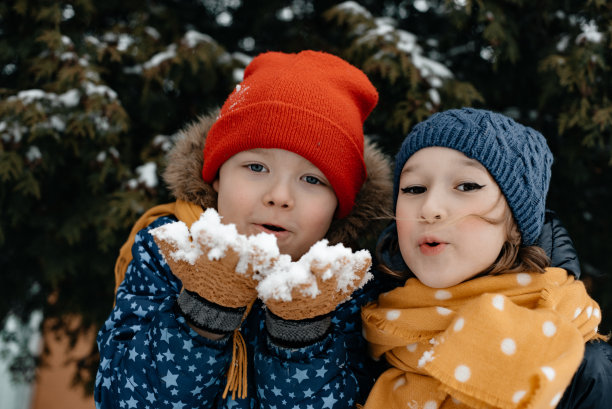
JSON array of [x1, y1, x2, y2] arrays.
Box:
[[414, 272, 457, 289]]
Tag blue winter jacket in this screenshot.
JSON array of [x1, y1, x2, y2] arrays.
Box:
[[95, 216, 396, 409], [94, 112, 396, 409]]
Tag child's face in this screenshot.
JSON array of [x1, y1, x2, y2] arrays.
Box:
[[213, 148, 338, 260], [396, 147, 510, 288]]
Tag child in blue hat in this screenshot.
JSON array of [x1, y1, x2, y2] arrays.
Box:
[[361, 108, 612, 409]]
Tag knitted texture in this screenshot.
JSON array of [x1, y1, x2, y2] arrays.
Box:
[[361, 268, 604, 409], [265, 310, 331, 348], [154, 240, 258, 308], [393, 108, 553, 245], [176, 290, 246, 334], [202, 50, 379, 218]]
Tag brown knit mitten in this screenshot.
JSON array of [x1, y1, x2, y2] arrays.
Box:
[[257, 240, 373, 320], [151, 209, 278, 333]]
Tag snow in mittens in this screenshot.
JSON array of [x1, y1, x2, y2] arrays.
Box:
[[150, 208, 279, 274], [150, 208, 373, 299], [256, 240, 373, 302]]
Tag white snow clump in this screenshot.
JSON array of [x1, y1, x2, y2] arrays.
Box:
[[151, 208, 372, 300]]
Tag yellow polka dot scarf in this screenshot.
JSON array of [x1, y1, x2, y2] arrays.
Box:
[[361, 268, 606, 409]]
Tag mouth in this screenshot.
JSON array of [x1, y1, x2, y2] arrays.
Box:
[[262, 224, 286, 233], [418, 237, 447, 256], [255, 223, 290, 237]]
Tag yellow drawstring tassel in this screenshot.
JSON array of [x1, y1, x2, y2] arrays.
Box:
[[223, 328, 248, 399], [222, 300, 255, 400]]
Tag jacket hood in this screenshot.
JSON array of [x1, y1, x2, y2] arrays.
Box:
[[163, 110, 393, 250]]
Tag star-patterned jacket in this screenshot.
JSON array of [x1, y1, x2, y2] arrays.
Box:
[[94, 112, 395, 409]]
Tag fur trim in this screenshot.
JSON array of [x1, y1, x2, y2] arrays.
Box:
[[163, 110, 393, 249], [163, 112, 218, 210]]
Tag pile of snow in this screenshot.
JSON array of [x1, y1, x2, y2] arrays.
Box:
[[150, 208, 279, 274], [151, 209, 372, 301], [256, 240, 372, 302]]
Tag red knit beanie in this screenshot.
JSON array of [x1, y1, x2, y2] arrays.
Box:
[[201, 50, 378, 218]]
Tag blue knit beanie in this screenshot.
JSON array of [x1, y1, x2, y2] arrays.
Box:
[[393, 108, 553, 246]]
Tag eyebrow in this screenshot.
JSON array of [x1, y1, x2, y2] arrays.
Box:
[[459, 157, 487, 170], [400, 156, 486, 175], [247, 148, 269, 155]]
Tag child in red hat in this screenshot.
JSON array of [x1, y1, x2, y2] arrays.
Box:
[[95, 50, 395, 408]]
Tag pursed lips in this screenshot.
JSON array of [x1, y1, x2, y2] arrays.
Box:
[[418, 236, 447, 256]]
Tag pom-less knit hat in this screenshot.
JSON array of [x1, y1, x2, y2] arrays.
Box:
[[393, 108, 553, 246], [202, 50, 379, 218]]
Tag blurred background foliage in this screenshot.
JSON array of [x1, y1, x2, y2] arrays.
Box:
[[1, 0, 611, 393]]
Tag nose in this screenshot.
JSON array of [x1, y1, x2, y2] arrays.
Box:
[[420, 189, 446, 222], [263, 179, 294, 209]]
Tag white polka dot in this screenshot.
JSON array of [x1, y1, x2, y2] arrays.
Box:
[[550, 392, 563, 407], [424, 401, 438, 409], [574, 308, 582, 319], [436, 306, 452, 316], [594, 308, 601, 319], [542, 321, 557, 337], [406, 343, 418, 352], [517, 273, 532, 286], [386, 310, 401, 320], [435, 290, 452, 300], [541, 366, 556, 381], [501, 338, 516, 355], [492, 295, 505, 311], [454, 317, 465, 332], [512, 390, 526, 403], [587, 306, 593, 318], [454, 365, 471, 382], [393, 377, 405, 391]]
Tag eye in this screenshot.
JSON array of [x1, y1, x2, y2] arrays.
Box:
[[457, 182, 484, 192], [247, 163, 266, 173], [401, 185, 426, 194], [303, 175, 323, 185]]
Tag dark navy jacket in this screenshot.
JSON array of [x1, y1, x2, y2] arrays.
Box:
[[94, 216, 394, 409]]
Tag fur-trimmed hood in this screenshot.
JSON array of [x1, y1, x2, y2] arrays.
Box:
[[163, 111, 393, 250]]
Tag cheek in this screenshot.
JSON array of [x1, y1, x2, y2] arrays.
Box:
[[309, 189, 337, 221], [461, 219, 507, 263], [395, 203, 413, 244], [395, 218, 414, 253], [215, 182, 248, 228], [460, 217, 504, 241], [309, 199, 336, 232]]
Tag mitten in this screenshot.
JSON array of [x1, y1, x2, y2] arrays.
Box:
[[256, 240, 372, 346], [151, 209, 278, 334]]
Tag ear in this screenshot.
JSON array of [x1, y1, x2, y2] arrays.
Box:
[[212, 178, 220, 192]]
